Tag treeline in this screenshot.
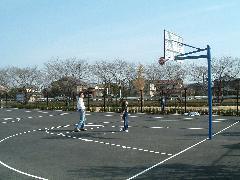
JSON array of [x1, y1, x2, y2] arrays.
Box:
[[0, 56, 239, 99]]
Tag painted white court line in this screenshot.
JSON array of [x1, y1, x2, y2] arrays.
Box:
[[47, 124, 172, 156], [153, 117, 163, 119], [173, 113, 181, 116], [129, 116, 138, 118], [215, 119, 227, 121], [187, 128, 204, 130], [1, 117, 22, 124], [0, 161, 48, 180], [60, 113, 69, 116], [150, 127, 164, 129], [3, 118, 13, 120], [0, 129, 48, 180], [85, 125, 104, 127], [213, 121, 239, 136], [160, 120, 179, 122], [105, 115, 113, 117], [126, 120, 240, 180]]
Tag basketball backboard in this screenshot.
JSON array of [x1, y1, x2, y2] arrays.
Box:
[[164, 30, 184, 61]]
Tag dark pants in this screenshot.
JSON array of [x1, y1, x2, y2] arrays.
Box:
[[123, 113, 128, 130]]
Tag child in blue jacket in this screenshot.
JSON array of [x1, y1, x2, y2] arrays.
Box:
[[120, 100, 129, 132]]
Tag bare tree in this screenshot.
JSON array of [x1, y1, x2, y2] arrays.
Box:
[[121, 62, 137, 97], [91, 60, 116, 90], [145, 63, 165, 82], [0, 67, 11, 88], [188, 63, 208, 83], [163, 61, 186, 80], [211, 56, 240, 105], [43, 57, 90, 98], [109, 59, 137, 98], [44, 57, 89, 83], [133, 64, 145, 92], [0, 66, 43, 102], [6, 66, 41, 88], [133, 64, 145, 112], [212, 56, 240, 80]]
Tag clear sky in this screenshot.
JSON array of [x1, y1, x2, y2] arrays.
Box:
[[1, 0, 240, 68]]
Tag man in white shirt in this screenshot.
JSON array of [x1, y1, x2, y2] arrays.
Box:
[[74, 92, 87, 132]]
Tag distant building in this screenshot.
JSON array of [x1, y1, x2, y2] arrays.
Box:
[[213, 77, 240, 96], [186, 83, 207, 96], [148, 79, 184, 97], [0, 85, 8, 93]]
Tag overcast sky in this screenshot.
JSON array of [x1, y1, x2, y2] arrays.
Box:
[[1, 0, 240, 68]]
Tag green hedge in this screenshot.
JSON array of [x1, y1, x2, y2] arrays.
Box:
[[2, 100, 239, 116]]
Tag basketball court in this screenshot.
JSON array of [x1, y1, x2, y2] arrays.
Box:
[[0, 108, 239, 179]]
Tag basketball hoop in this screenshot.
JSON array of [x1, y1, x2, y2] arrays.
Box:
[[159, 57, 166, 65]]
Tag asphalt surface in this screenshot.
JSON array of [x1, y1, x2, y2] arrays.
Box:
[[0, 108, 239, 180]]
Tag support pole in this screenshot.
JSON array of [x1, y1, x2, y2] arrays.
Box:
[[167, 36, 213, 139], [103, 88, 106, 112], [87, 91, 90, 111], [140, 90, 143, 113], [237, 83, 239, 116], [46, 91, 49, 108], [207, 45, 213, 140], [5, 93, 8, 107], [184, 88, 187, 113], [72, 92, 75, 109]]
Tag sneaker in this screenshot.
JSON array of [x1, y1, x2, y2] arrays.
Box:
[[80, 128, 87, 131], [74, 128, 80, 132], [120, 128, 124, 132], [125, 130, 128, 132]]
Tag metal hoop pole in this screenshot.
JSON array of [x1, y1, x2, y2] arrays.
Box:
[[164, 30, 166, 59], [207, 45, 213, 140]]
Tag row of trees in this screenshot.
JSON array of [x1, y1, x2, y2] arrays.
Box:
[[0, 56, 239, 100]]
